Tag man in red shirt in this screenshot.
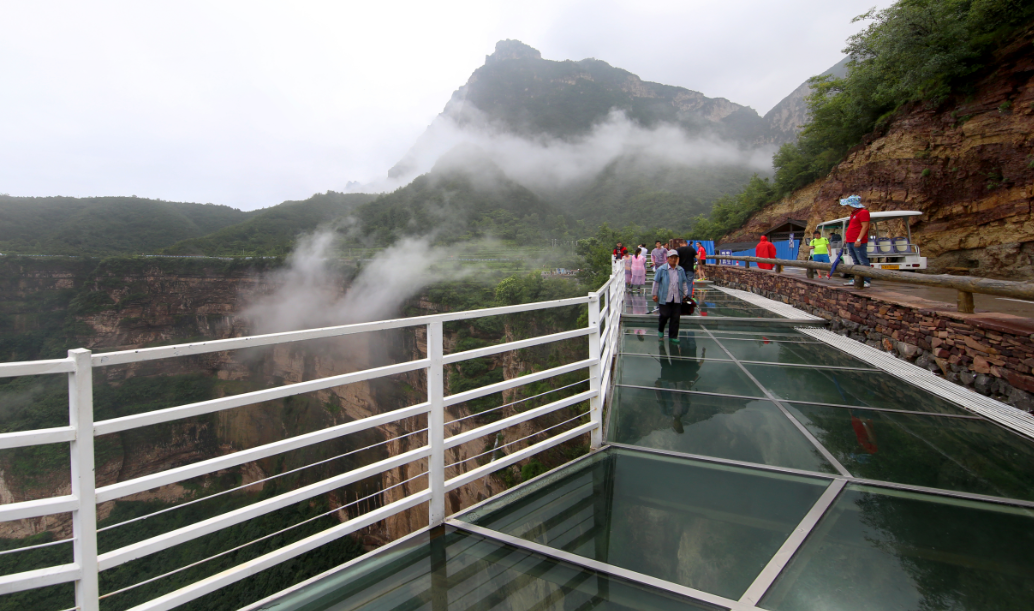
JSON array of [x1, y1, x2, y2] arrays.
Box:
[[613, 242, 628, 260], [755, 236, 777, 269], [841, 195, 871, 287]]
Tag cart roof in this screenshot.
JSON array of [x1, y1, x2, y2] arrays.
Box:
[[816, 210, 923, 228]]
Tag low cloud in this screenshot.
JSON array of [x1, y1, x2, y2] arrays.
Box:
[[243, 230, 493, 334], [355, 107, 775, 193]]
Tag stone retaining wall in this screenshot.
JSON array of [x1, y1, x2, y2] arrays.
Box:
[[706, 265, 1034, 413]]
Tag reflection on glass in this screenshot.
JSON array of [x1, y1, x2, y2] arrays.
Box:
[[609, 387, 835, 473], [621, 333, 728, 358], [762, 485, 1034, 611], [618, 348, 760, 396], [717, 339, 871, 367], [464, 449, 828, 599], [786, 403, 1034, 501], [256, 526, 714, 610], [744, 364, 968, 415], [628, 293, 649, 315]]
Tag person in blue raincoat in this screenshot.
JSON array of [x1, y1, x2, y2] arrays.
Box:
[[651, 251, 690, 342]]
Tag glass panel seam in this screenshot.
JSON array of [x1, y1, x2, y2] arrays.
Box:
[[445, 519, 740, 610], [737, 479, 848, 606], [604, 442, 838, 481], [613, 383, 766, 401], [701, 326, 853, 477], [785, 400, 984, 419]]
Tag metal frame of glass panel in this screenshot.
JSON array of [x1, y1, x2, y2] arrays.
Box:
[[252, 286, 1034, 611]]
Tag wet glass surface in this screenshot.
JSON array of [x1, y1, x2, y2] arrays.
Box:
[[761, 485, 1034, 611], [464, 449, 829, 599], [617, 353, 761, 396], [786, 403, 1034, 500], [620, 332, 730, 358], [744, 364, 969, 415], [256, 526, 716, 611], [687, 322, 826, 334], [717, 339, 873, 367], [609, 387, 836, 473]]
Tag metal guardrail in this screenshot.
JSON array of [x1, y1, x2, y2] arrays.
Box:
[[707, 255, 1034, 313], [0, 263, 626, 611]]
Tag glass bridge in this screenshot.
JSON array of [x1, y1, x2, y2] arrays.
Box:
[[245, 286, 1034, 611]]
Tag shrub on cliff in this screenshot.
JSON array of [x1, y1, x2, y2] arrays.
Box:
[[690, 0, 1034, 236], [774, 0, 1034, 196]]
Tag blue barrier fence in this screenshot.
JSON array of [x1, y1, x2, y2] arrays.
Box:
[[720, 240, 799, 268]]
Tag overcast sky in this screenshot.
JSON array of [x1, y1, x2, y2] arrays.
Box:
[[1, 0, 894, 210]]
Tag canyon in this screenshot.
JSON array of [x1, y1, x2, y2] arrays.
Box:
[[0, 257, 589, 550]]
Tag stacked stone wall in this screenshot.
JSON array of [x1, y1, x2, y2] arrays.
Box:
[[707, 265, 1034, 413]]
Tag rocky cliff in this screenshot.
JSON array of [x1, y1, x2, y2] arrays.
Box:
[[721, 33, 1034, 280]]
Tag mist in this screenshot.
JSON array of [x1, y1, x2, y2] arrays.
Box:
[[359, 107, 776, 194], [244, 231, 482, 334]]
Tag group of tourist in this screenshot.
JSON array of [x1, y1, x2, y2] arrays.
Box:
[[613, 239, 709, 343], [751, 194, 872, 287]]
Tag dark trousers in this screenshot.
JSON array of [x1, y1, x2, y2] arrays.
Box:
[[658, 300, 682, 338]]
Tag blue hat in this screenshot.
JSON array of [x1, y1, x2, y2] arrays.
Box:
[[839, 195, 863, 208]]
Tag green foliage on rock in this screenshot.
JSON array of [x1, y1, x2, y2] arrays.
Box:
[[689, 0, 1034, 237], [164, 192, 378, 256], [774, 0, 1034, 196]]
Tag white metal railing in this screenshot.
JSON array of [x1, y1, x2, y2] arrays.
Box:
[[0, 262, 625, 611]]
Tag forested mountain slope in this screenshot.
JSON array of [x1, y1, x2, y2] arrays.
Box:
[[0, 196, 254, 255]]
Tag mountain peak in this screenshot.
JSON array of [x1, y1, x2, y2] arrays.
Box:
[[486, 39, 541, 65]]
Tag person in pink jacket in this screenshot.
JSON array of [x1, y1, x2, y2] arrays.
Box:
[[629, 250, 647, 294]]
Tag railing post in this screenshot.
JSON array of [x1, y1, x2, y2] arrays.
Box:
[[68, 348, 99, 611], [958, 290, 975, 314], [587, 293, 603, 449], [427, 321, 445, 527]]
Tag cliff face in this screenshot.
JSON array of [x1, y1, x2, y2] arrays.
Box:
[[0, 260, 584, 544], [762, 57, 850, 145], [724, 35, 1034, 280]]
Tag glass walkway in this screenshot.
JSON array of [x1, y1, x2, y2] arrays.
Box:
[[249, 286, 1034, 611]]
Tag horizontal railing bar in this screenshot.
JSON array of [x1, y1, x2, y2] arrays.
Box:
[[444, 421, 596, 492], [124, 491, 431, 611], [94, 358, 430, 436], [0, 563, 81, 595], [98, 445, 431, 570], [0, 358, 75, 379], [444, 389, 596, 450], [0, 494, 78, 522], [92, 297, 589, 367], [709, 254, 1034, 300], [442, 327, 592, 365], [96, 402, 431, 503], [443, 358, 595, 408], [0, 426, 76, 450]]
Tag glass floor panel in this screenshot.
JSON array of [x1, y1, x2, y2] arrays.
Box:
[[760, 485, 1034, 611], [255, 526, 715, 611], [609, 386, 836, 473], [743, 363, 970, 415], [716, 338, 873, 368], [786, 403, 1034, 501], [620, 333, 730, 359], [617, 354, 762, 396], [696, 305, 784, 319], [684, 322, 825, 334], [461, 448, 829, 600]]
